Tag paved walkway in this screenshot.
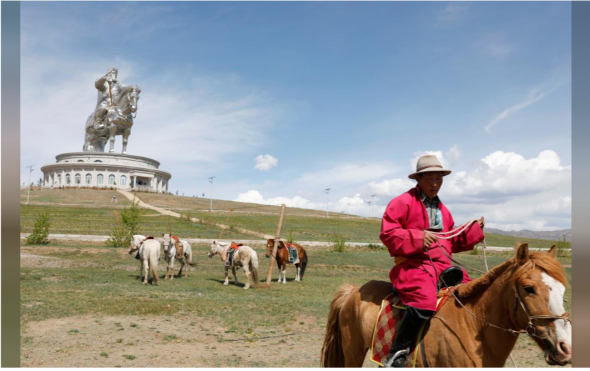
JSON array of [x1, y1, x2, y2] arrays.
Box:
[[117, 190, 274, 240]]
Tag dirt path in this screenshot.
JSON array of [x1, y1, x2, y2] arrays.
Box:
[[21, 313, 333, 368]]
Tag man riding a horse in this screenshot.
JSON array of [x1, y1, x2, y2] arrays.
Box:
[[380, 155, 485, 367], [93, 68, 127, 130]]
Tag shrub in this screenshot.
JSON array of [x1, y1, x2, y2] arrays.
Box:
[[332, 230, 347, 253], [105, 198, 142, 247], [287, 230, 296, 244], [26, 212, 51, 245], [555, 235, 570, 257], [470, 244, 481, 255]]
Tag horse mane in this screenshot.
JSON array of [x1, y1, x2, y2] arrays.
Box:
[[511, 251, 568, 287], [455, 259, 514, 299], [455, 251, 568, 299]]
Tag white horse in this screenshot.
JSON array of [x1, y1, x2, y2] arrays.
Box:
[[161, 234, 195, 279], [128, 235, 160, 285], [208, 241, 259, 289]]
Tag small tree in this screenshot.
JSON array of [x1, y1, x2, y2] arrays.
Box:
[[287, 230, 296, 244], [37, 178, 43, 187], [26, 212, 51, 244], [106, 198, 142, 247], [332, 230, 347, 253]]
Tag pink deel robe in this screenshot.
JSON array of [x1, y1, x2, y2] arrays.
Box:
[[380, 186, 485, 311]]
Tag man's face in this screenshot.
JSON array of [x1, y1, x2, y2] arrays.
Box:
[[417, 172, 443, 200]]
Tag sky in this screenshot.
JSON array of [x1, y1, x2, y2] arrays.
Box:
[[20, 2, 572, 231]]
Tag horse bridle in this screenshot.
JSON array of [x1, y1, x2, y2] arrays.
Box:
[[427, 250, 570, 339], [512, 278, 570, 340]]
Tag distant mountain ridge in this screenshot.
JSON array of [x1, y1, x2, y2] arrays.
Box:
[[485, 228, 571, 242]]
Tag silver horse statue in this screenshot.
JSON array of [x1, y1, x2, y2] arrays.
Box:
[[83, 68, 141, 153]]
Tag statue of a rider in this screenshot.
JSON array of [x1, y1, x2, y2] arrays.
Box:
[[84, 68, 139, 153], [93, 68, 126, 130]]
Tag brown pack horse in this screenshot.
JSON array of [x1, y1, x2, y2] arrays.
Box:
[[266, 238, 308, 283], [321, 244, 572, 367]]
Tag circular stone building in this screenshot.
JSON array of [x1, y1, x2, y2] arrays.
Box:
[[41, 152, 171, 192]]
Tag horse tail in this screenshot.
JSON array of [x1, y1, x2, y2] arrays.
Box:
[[299, 248, 308, 281], [250, 250, 259, 286], [150, 245, 159, 284], [185, 242, 195, 267], [321, 284, 358, 367]]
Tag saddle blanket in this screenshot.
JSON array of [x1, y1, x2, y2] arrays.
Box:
[[369, 288, 455, 367], [285, 243, 299, 265]]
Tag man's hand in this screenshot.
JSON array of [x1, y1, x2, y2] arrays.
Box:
[[478, 216, 485, 228], [423, 231, 438, 249]]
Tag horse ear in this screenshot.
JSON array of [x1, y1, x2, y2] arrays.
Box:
[[548, 244, 557, 259], [516, 243, 530, 265]]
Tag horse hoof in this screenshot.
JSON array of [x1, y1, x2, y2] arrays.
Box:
[[224, 282, 229, 286], [143, 282, 147, 285], [244, 286, 250, 290]]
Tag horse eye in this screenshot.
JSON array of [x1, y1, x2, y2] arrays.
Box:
[[524, 286, 535, 295]]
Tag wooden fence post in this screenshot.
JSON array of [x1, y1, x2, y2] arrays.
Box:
[[217, 208, 233, 240], [266, 204, 286, 284]]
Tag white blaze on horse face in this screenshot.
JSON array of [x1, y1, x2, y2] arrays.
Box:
[[541, 272, 571, 347]]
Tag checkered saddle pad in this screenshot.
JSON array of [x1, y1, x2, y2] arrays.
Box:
[[369, 288, 455, 367], [369, 294, 410, 367]]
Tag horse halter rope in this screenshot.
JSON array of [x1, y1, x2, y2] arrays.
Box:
[[425, 221, 570, 339]]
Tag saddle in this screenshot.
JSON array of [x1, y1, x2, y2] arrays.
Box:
[[225, 243, 243, 267]]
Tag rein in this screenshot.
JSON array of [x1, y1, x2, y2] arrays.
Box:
[[425, 246, 570, 340], [430, 220, 487, 274]]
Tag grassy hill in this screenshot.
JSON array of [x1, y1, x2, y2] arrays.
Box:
[[20, 188, 565, 248]]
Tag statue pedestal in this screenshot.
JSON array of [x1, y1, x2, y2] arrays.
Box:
[[40, 152, 171, 192]]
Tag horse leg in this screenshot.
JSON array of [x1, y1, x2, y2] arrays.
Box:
[[139, 260, 143, 281], [143, 259, 149, 285], [242, 259, 251, 289], [295, 264, 301, 281], [224, 266, 229, 286], [108, 123, 117, 153], [170, 256, 175, 280], [276, 262, 282, 283], [122, 129, 130, 154], [282, 265, 287, 284], [178, 259, 184, 278], [232, 266, 239, 285]]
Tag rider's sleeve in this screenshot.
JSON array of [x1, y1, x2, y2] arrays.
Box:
[[450, 219, 484, 253], [380, 197, 425, 257]]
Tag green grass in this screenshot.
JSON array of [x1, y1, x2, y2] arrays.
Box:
[[20, 240, 571, 368], [20, 204, 252, 239], [21, 189, 567, 248]]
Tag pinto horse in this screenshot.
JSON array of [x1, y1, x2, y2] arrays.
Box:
[[321, 243, 572, 367], [265, 238, 308, 283]]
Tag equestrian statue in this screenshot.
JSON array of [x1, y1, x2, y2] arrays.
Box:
[[83, 68, 141, 153]]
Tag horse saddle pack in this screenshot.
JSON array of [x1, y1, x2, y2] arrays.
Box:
[[225, 243, 243, 266], [369, 288, 455, 367], [284, 243, 300, 265]]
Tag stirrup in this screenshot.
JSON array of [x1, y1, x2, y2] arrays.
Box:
[[383, 348, 409, 368]]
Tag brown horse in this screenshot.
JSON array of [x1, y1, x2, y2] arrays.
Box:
[[321, 243, 572, 367], [266, 238, 308, 283]]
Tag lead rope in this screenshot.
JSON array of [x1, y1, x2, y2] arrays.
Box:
[[429, 220, 517, 367]]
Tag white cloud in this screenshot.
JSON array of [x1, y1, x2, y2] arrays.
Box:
[[445, 150, 570, 199], [356, 150, 571, 231], [254, 154, 278, 171], [234, 190, 320, 209]]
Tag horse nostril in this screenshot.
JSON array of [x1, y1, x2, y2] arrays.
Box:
[[558, 340, 572, 355]]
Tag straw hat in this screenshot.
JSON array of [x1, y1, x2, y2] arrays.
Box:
[[408, 155, 451, 180]]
